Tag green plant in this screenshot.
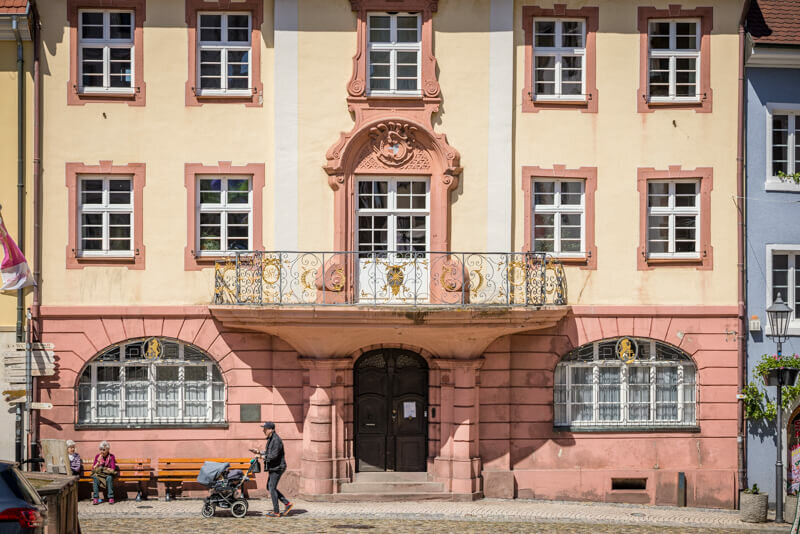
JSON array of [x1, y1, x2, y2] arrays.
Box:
[[743, 353, 800, 421], [744, 484, 761, 495], [778, 170, 800, 184]]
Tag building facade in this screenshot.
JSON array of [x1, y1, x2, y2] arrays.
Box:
[[744, 0, 800, 509], [28, 0, 742, 507], [0, 0, 35, 462]]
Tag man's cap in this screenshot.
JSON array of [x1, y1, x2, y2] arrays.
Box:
[[261, 421, 276, 429]]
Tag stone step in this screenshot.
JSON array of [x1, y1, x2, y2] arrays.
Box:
[[340, 481, 445, 494], [301, 491, 483, 502], [353, 472, 431, 483]]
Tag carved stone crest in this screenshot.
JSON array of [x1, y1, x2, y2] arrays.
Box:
[[369, 122, 420, 167]]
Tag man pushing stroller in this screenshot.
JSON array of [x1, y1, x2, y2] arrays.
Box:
[[249, 421, 293, 517]]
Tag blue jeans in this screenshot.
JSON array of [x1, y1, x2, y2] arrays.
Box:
[[92, 475, 114, 499]]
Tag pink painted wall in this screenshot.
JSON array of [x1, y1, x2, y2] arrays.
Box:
[[38, 310, 305, 497], [480, 312, 739, 509]]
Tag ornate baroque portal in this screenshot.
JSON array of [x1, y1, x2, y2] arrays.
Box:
[[324, 0, 462, 259]]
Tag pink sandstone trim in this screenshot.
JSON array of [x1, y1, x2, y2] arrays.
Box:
[[65, 161, 146, 270], [521, 4, 599, 113], [184, 0, 264, 107], [184, 161, 266, 271], [39, 306, 211, 317], [66, 0, 146, 107], [637, 5, 713, 114], [636, 165, 714, 271], [522, 165, 597, 269]]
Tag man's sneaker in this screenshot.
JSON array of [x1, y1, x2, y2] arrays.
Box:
[[265, 511, 281, 518], [108, 498, 115, 505], [92, 498, 102, 505], [282, 502, 293, 516]]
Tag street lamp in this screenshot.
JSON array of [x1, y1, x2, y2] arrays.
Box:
[[766, 292, 795, 523]]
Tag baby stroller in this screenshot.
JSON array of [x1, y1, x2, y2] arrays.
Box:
[[197, 457, 260, 518]]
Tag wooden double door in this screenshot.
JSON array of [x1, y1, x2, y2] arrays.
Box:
[[355, 349, 428, 472]]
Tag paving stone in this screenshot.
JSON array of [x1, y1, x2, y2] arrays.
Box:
[[77, 498, 786, 532]]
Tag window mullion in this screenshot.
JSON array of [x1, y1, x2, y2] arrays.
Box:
[[206, 364, 213, 421], [621, 365, 628, 424], [677, 365, 685, 423], [592, 366, 599, 424], [566, 365, 572, 425], [91, 365, 97, 423], [650, 366, 656, 422], [790, 115, 796, 175], [119, 365, 126, 423], [179, 365, 185, 423]]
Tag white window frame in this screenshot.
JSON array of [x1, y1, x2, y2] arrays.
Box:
[[366, 12, 422, 96], [531, 179, 585, 257], [646, 180, 700, 259], [647, 19, 701, 103], [77, 340, 226, 426], [77, 175, 134, 258], [532, 18, 586, 101], [766, 103, 800, 191], [77, 9, 135, 94], [196, 175, 253, 256], [355, 176, 430, 253], [554, 339, 697, 429], [766, 245, 800, 336], [196, 11, 253, 96]]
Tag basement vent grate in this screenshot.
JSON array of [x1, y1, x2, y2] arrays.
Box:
[[612, 478, 647, 490]]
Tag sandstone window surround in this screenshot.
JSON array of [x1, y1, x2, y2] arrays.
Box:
[[347, 0, 440, 100], [185, 0, 263, 106], [636, 166, 713, 270], [67, 0, 146, 106], [637, 5, 713, 113], [522, 5, 599, 113], [66, 161, 146, 270], [184, 162, 265, 271], [522, 165, 597, 270]]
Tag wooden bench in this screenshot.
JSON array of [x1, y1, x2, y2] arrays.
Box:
[[80, 458, 153, 501], [157, 457, 252, 500]]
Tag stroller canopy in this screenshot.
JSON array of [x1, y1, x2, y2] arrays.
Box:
[[197, 461, 230, 487]]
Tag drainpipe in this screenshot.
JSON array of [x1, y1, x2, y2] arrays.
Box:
[[737, 0, 751, 499], [30, 3, 42, 467], [12, 15, 25, 344]]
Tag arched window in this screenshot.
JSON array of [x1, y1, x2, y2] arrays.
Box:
[[554, 337, 696, 430], [77, 338, 225, 426]]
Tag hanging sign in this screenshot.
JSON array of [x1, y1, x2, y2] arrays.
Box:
[[615, 337, 638, 364]]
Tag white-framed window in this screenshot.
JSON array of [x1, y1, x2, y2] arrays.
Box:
[[367, 13, 421, 95], [77, 338, 226, 426], [646, 180, 699, 258], [196, 176, 252, 254], [554, 338, 697, 429], [77, 176, 133, 257], [532, 19, 586, 100], [766, 246, 800, 334], [647, 19, 700, 101], [532, 179, 584, 256], [196, 12, 252, 95], [768, 106, 800, 182], [356, 177, 429, 255], [78, 10, 135, 92]]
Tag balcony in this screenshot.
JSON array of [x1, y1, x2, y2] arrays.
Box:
[[210, 251, 569, 358], [213, 251, 567, 307]]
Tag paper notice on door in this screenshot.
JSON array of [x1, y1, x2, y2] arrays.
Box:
[[403, 401, 416, 419]]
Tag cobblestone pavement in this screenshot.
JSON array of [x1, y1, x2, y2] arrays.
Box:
[[78, 498, 787, 532]]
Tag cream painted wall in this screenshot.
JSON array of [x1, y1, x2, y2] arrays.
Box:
[[38, 0, 740, 307], [513, 0, 741, 306], [0, 39, 34, 330]]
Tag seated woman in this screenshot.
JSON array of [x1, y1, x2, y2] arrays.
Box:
[[91, 441, 117, 505], [66, 440, 81, 476]]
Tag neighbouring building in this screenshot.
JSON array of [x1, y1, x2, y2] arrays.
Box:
[[26, 0, 743, 507], [744, 0, 800, 510], [0, 0, 35, 462]]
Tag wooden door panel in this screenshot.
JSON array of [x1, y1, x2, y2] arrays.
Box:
[[357, 435, 386, 472], [395, 435, 426, 472]]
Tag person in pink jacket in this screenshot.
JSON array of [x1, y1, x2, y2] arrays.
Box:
[[91, 441, 117, 505]]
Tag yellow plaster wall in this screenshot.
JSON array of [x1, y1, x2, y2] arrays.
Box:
[[39, 0, 275, 306], [0, 39, 34, 330], [513, 0, 741, 306], [38, 0, 741, 308]]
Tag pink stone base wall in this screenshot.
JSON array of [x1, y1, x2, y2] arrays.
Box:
[[37, 306, 739, 507]]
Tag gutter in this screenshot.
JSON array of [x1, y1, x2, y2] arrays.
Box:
[[11, 15, 24, 344], [737, 0, 751, 500]]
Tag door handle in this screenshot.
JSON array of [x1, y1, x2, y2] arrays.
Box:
[[365, 423, 376, 427], [392, 409, 397, 421]]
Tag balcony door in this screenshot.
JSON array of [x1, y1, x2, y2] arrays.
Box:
[[356, 176, 430, 304]]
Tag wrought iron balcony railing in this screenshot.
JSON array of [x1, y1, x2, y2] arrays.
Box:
[[213, 251, 567, 307]]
